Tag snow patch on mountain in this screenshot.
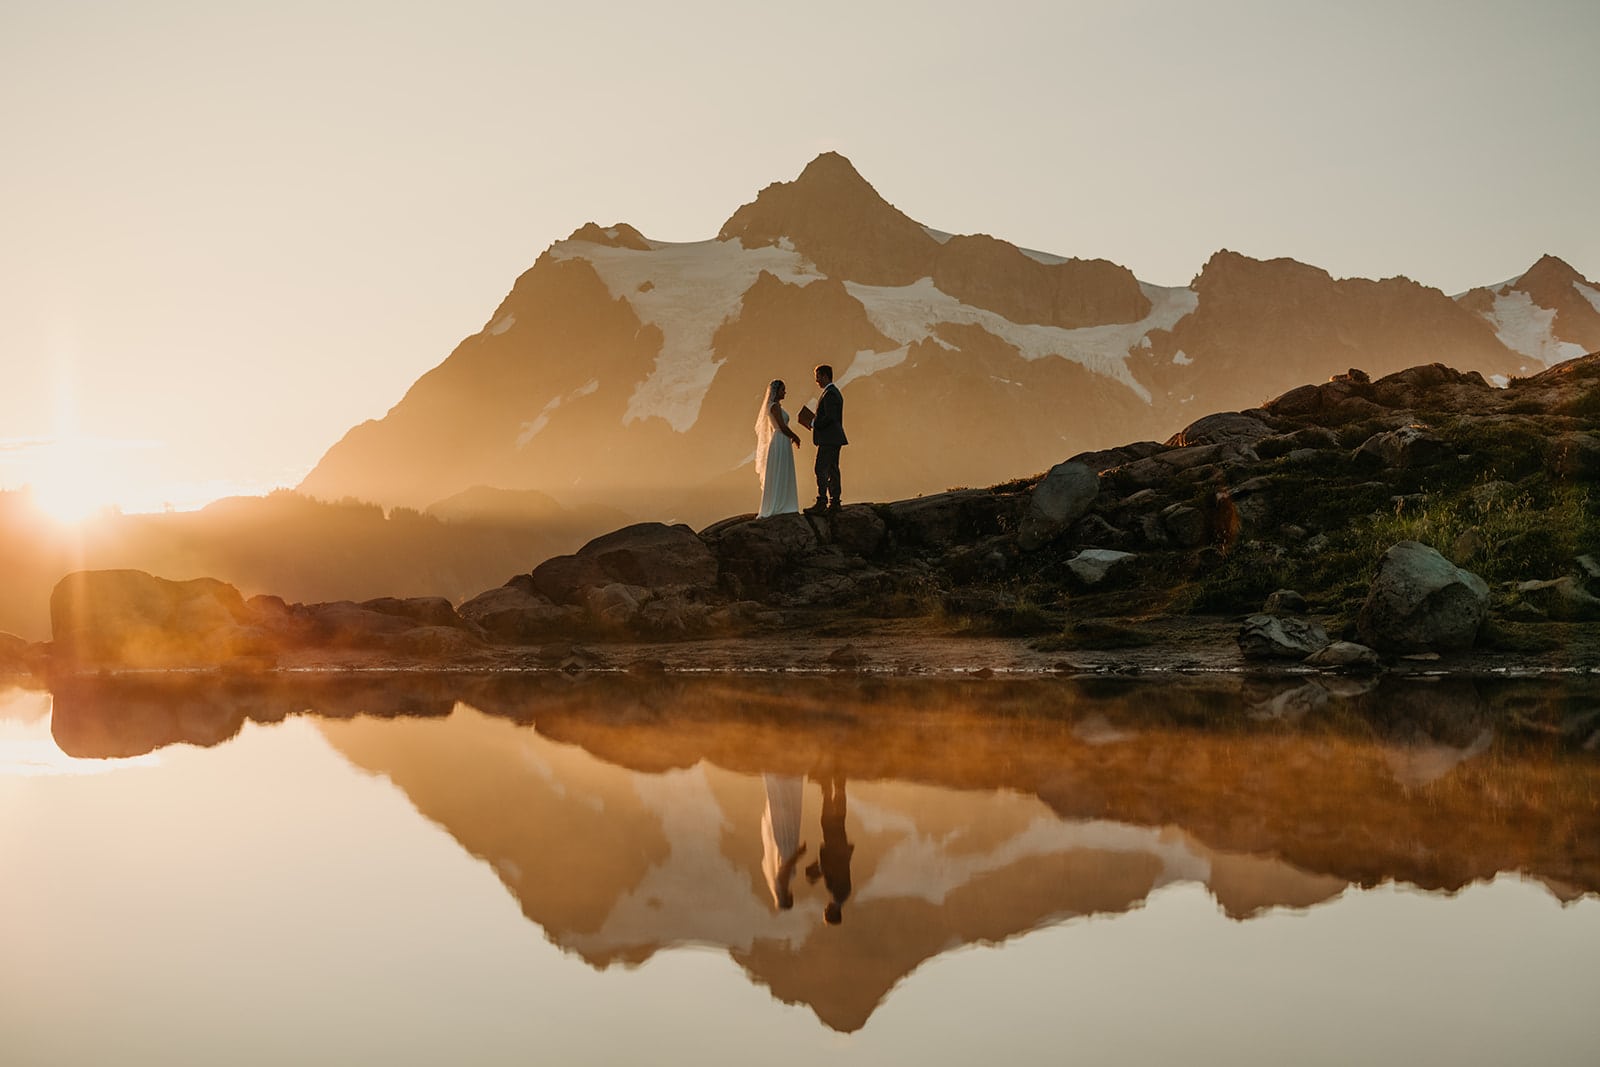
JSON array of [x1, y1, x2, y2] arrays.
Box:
[[1485, 290, 1588, 366], [837, 345, 909, 387], [1578, 281, 1600, 316], [841, 279, 1196, 402], [853, 804, 1210, 907], [516, 378, 599, 447], [550, 238, 822, 432], [489, 313, 515, 336]]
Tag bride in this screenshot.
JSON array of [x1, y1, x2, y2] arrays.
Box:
[[755, 378, 802, 518]]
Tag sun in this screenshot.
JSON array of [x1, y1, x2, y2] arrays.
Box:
[[25, 438, 120, 525]]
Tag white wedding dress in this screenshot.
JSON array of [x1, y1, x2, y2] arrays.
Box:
[[757, 405, 800, 518]]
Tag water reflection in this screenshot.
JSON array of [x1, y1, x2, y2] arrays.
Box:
[[39, 672, 1600, 1032]]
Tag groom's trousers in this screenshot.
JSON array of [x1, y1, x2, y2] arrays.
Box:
[[815, 444, 842, 506]]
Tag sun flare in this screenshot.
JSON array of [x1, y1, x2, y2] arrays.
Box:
[[23, 438, 120, 525]]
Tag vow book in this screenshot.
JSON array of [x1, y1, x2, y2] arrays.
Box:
[[797, 404, 816, 430]]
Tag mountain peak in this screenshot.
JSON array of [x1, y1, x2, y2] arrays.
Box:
[[719, 153, 938, 286], [792, 150, 871, 189], [1517, 253, 1587, 290]]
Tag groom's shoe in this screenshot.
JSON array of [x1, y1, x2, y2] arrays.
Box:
[[826, 500, 841, 514], [804, 498, 828, 515]]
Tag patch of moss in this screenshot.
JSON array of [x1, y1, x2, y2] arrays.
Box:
[[1558, 385, 1600, 420]]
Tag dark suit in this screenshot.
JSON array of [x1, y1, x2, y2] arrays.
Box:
[[811, 382, 847, 507]]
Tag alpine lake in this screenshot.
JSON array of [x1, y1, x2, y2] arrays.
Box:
[[3, 667, 1597, 1066]]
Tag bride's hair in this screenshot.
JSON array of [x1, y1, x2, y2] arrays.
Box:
[[753, 379, 786, 483]]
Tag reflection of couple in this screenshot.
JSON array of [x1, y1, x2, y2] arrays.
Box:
[[754, 364, 848, 519], [761, 774, 853, 924]]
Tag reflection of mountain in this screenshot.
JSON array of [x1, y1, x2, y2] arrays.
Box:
[[317, 708, 1346, 1031], [49, 671, 1600, 1031]]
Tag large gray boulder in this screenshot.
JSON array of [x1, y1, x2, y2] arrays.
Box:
[[1237, 613, 1331, 660], [1019, 461, 1099, 550], [50, 570, 261, 668], [1066, 549, 1136, 587], [1357, 541, 1489, 652]]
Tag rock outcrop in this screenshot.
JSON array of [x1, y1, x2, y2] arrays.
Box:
[[43, 351, 1600, 673]]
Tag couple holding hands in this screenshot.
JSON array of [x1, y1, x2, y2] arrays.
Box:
[[754, 363, 847, 519]]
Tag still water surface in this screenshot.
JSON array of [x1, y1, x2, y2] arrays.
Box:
[[2, 673, 1597, 1065]]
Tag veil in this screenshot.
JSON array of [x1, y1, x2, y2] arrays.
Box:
[[753, 379, 781, 484]]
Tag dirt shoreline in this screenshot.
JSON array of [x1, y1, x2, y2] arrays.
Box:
[[19, 615, 1600, 682]]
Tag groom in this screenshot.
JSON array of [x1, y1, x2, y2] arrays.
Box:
[[805, 364, 847, 514]]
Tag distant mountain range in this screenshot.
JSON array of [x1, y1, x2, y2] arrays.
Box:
[[295, 151, 1598, 520]]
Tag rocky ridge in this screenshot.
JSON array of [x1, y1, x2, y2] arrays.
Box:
[[13, 352, 1598, 682]]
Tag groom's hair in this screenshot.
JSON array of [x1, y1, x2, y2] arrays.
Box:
[[815, 364, 833, 382]]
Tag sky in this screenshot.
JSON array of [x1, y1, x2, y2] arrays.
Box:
[[2, 0, 1597, 515]]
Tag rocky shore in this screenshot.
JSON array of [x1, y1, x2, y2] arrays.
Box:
[[5, 354, 1598, 682]]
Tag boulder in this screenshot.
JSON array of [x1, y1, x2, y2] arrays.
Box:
[[635, 594, 711, 637], [1112, 441, 1260, 490], [528, 553, 614, 605], [579, 522, 718, 589], [1065, 549, 1136, 587], [458, 585, 581, 643], [530, 522, 717, 604], [1065, 441, 1165, 474], [1237, 613, 1331, 660], [50, 570, 260, 668], [1304, 641, 1381, 670], [1357, 541, 1489, 652], [1166, 411, 1277, 448], [1512, 576, 1600, 621], [586, 582, 647, 625], [1352, 425, 1451, 469], [821, 504, 888, 556], [710, 512, 819, 595], [1160, 504, 1207, 548], [1019, 461, 1099, 550], [1263, 589, 1308, 615]]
